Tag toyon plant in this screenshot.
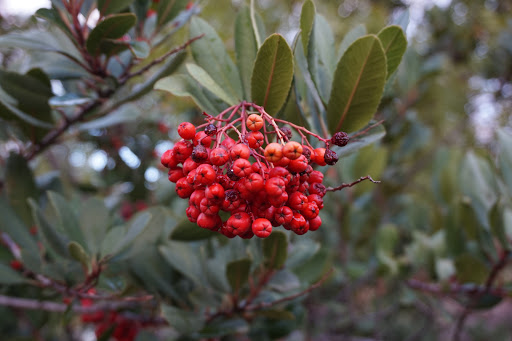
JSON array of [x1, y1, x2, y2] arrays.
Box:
[[0, 0, 411, 339]]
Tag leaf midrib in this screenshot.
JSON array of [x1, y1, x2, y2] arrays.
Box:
[[335, 42, 373, 133], [263, 39, 280, 108]]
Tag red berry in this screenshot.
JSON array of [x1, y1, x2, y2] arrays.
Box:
[[274, 206, 293, 226], [245, 172, 264, 192], [246, 114, 264, 131], [174, 140, 193, 162], [313, 148, 327, 166], [186, 206, 200, 222], [283, 141, 303, 160], [230, 143, 251, 160], [168, 167, 184, 183], [200, 197, 220, 215], [309, 170, 324, 184], [301, 201, 319, 220], [287, 212, 308, 235], [288, 192, 308, 211], [176, 177, 194, 198], [226, 212, 252, 236], [193, 131, 212, 147], [252, 218, 272, 238], [308, 215, 322, 231], [232, 158, 252, 178], [178, 122, 196, 140], [191, 145, 209, 163], [210, 147, 229, 166], [265, 177, 286, 197], [287, 155, 308, 173], [197, 213, 221, 230], [221, 137, 236, 149], [245, 131, 264, 149], [195, 164, 216, 185], [205, 183, 225, 202]]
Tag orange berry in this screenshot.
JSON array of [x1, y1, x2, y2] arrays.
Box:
[[264, 143, 283, 163], [246, 114, 264, 131], [282, 141, 303, 160], [313, 148, 327, 166]]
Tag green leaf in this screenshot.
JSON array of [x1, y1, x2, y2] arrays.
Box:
[[86, 13, 137, 56], [226, 258, 252, 292], [169, 219, 217, 241], [97, 39, 131, 57], [97, 0, 135, 16], [235, 5, 258, 100], [377, 25, 407, 79], [262, 231, 287, 269], [327, 35, 387, 134], [337, 24, 367, 60], [68, 241, 89, 268], [129, 41, 150, 59], [0, 263, 27, 285], [250, 0, 262, 47], [80, 197, 110, 256], [267, 269, 301, 292], [111, 212, 152, 256], [0, 197, 39, 256], [459, 151, 498, 227], [162, 304, 204, 334], [35, 7, 74, 40], [186, 64, 238, 105], [254, 309, 295, 320], [5, 153, 38, 227], [156, 0, 188, 28], [77, 103, 139, 131], [497, 128, 512, 197], [159, 242, 204, 285], [455, 253, 488, 284], [307, 14, 336, 103], [251, 34, 294, 116], [199, 318, 249, 338], [489, 203, 508, 250], [31, 200, 70, 257], [49, 94, 93, 107], [300, 0, 315, 57], [189, 17, 243, 102], [155, 74, 218, 114], [47, 192, 87, 249]]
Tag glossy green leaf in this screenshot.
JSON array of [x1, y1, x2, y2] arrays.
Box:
[[111, 212, 152, 256], [226, 258, 252, 292], [80, 197, 110, 256], [327, 35, 387, 133], [267, 269, 301, 292], [0, 197, 39, 256], [251, 34, 294, 115], [86, 13, 137, 56], [97, 0, 135, 16], [262, 231, 287, 269], [48, 192, 87, 250], [455, 253, 488, 284], [293, 248, 330, 284], [307, 14, 336, 103], [169, 219, 217, 241], [235, 5, 258, 100], [250, 0, 262, 46], [337, 24, 367, 60], [300, 0, 315, 57], [5, 153, 38, 227], [156, 0, 188, 28], [161, 304, 205, 335], [159, 242, 203, 285], [459, 151, 498, 227], [35, 7, 74, 40], [189, 17, 243, 102], [186, 64, 238, 105], [0, 263, 27, 285], [497, 128, 512, 197], [30, 200, 70, 257], [129, 40, 150, 58], [49, 93, 93, 107], [377, 25, 407, 79]]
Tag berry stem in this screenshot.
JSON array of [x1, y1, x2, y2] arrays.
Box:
[[326, 175, 381, 192]]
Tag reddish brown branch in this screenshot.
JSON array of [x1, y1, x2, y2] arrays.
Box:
[[326, 175, 381, 192]]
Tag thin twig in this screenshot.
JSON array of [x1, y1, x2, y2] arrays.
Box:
[[326, 175, 381, 192], [119, 34, 204, 84], [452, 307, 470, 341], [245, 268, 334, 311]]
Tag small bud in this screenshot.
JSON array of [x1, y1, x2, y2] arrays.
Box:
[[331, 132, 349, 147], [324, 149, 339, 165]]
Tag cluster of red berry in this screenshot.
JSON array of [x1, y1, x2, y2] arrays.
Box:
[[160, 103, 349, 239]]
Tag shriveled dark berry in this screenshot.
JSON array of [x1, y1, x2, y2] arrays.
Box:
[[302, 147, 312, 163], [225, 189, 239, 201], [280, 127, 292, 140], [331, 132, 349, 147], [226, 168, 240, 181], [204, 123, 217, 136], [310, 182, 327, 197], [324, 149, 338, 165], [191, 145, 208, 163]]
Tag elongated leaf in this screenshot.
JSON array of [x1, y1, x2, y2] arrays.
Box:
[[0, 263, 27, 285], [159, 242, 203, 285], [307, 14, 336, 103], [68, 241, 90, 268], [489, 203, 508, 250], [161, 305, 205, 335], [156, 0, 188, 28], [0, 197, 39, 254], [226, 258, 251, 292], [327, 35, 387, 133], [31, 200, 70, 257], [337, 24, 367, 60], [455, 253, 488, 284], [111, 211, 152, 256], [251, 34, 294, 116], [86, 13, 136, 56], [189, 17, 243, 102], [35, 7, 74, 40], [47, 192, 87, 249], [98, 0, 135, 16], [155, 74, 218, 114], [49, 94, 93, 107], [497, 128, 512, 196], [378, 25, 407, 79], [262, 231, 287, 269], [186, 64, 237, 105], [168, 219, 217, 241], [300, 0, 315, 57], [5, 153, 38, 227], [250, 0, 262, 46], [80, 197, 110, 256], [235, 5, 258, 100]]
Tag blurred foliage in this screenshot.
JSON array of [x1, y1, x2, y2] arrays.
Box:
[[0, 0, 512, 340]]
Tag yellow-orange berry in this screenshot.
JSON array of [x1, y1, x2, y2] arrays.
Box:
[[264, 143, 283, 163], [282, 141, 303, 160]]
